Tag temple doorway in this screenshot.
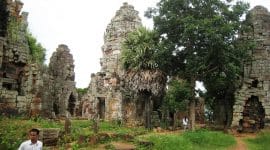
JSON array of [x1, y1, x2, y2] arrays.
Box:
[[68, 94, 76, 116], [242, 95, 265, 132], [97, 97, 105, 119]]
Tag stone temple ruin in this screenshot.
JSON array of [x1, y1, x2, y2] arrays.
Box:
[[2, 0, 270, 132], [44, 44, 77, 117], [232, 6, 270, 131], [81, 2, 146, 125], [0, 0, 77, 117], [81, 3, 170, 127]]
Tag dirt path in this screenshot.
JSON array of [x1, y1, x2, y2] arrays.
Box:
[[97, 142, 136, 150], [229, 132, 256, 150]]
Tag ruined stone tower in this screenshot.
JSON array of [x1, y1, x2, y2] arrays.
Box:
[[0, 0, 35, 114], [43, 44, 77, 117], [82, 3, 142, 123], [0, 0, 78, 117], [232, 6, 270, 131]]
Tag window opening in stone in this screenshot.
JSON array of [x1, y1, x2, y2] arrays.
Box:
[[17, 71, 24, 95], [97, 97, 105, 119], [53, 102, 59, 115], [2, 82, 12, 90], [3, 72, 7, 78], [251, 79, 259, 88]]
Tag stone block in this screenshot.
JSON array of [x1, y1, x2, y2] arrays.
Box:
[[16, 102, 27, 108], [39, 128, 60, 146], [17, 96, 26, 102]]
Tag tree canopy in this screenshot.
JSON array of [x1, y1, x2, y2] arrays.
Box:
[[145, 0, 253, 129], [163, 79, 191, 113]]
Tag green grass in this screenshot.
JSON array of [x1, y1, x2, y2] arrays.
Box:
[[245, 131, 270, 150], [0, 116, 62, 149], [99, 121, 147, 135], [137, 129, 236, 150], [1, 117, 240, 150], [183, 129, 236, 150], [137, 134, 192, 150]]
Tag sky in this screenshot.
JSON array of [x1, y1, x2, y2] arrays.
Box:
[[20, 0, 270, 88]]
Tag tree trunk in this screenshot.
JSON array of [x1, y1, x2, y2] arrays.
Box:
[[142, 91, 152, 129], [213, 86, 235, 130], [224, 86, 235, 130], [189, 77, 196, 131], [145, 97, 151, 129], [189, 99, 196, 131], [173, 111, 178, 130], [213, 98, 226, 127]]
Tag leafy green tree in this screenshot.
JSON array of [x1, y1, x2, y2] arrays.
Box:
[[163, 79, 191, 113], [121, 27, 159, 71], [76, 87, 88, 100], [121, 26, 167, 129], [162, 79, 191, 128], [147, 0, 252, 130], [26, 32, 46, 64]]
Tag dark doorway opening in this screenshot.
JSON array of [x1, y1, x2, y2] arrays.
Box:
[[68, 94, 76, 116], [242, 95, 265, 132], [97, 97, 105, 119], [53, 102, 59, 115]]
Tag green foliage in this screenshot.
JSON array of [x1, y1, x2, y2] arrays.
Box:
[[149, 0, 252, 79], [138, 129, 235, 150], [99, 121, 147, 135], [76, 88, 88, 95], [0, 116, 62, 149], [147, 0, 253, 127], [138, 134, 192, 150], [7, 16, 20, 43], [245, 131, 270, 150], [163, 79, 191, 113], [76, 88, 88, 94], [26, 32, 46, 64], [182, 129, 236, 149], [0, 117, 240, 150], [121, 26, 160, 71]]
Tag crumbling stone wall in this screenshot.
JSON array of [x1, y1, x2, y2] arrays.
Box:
[[233, 6, 270, 131], [45, 44, 78, 117], [82, 3, 143, 123], [0, 0, 33, 115], [0, 1, 78, 117]]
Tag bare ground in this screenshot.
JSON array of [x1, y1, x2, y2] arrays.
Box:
[[228, 131, 257, 150]]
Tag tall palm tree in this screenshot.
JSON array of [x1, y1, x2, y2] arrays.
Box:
[[121, 27, 167, 129]]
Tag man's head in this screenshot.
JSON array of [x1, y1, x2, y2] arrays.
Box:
[[29, 128, 40, 143]]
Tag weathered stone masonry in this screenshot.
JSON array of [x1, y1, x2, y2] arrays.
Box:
[[0, 0, 33, 114], [233, 6, 270, 131], [0, 0, 78, 117], [82, 3, 143, 124], [45, 44, 78, 117]]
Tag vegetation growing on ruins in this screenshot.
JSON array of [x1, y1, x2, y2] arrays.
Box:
[[121, 26, 167, 129], [27, 32, 46, 64]]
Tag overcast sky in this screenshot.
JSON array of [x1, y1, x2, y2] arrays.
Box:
[[21, 0, 270, 88]]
